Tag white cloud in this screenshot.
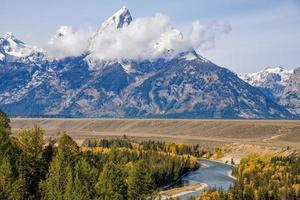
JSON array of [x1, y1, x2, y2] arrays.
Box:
[[46, 26, 94, 58], [89, 14, 231, 60], [189, 21, 231, 52], [46, 14, 231, 60], [90, 14, 177, 60]]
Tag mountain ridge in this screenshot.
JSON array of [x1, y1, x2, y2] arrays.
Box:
[[0, 7, 297, 119], [240, 66, 299, 115]]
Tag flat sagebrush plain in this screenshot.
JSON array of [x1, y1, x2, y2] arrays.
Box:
[[11, 118, 300, 149]]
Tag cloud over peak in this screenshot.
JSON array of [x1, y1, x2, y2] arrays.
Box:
[[46, 7, 231, 60]]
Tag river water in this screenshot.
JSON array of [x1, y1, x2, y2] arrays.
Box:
[[174, 159, 235, 200]]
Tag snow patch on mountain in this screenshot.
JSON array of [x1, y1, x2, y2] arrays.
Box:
[[0, 53, 4, 61], [0, 32, 43, 61], [239, 66, 293, 99], [240, 66, 292, 86], [41, 6, 230, 61], [119, 62, 135, 74], [100, 6, 132, 30], [0, 7, 295, 119]]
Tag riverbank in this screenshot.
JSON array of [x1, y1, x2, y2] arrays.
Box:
[[209, 158, 236, 167], [160, 159, 235, 200], [227, 170, 237, 180], [212, 143, 298, 165], [160, 168, 200, 190], [160, 183, 207, 200]]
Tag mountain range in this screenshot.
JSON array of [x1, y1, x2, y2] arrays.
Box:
[[240, 66, 300, 115], [0, 7, 298, 119]]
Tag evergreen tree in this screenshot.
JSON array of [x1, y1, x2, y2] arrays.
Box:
[[64, 157, 97, 200], [0, 126, 16, 159], [0, 109, 10, 130], [40, 138, 55, 180], [0, 126, 19, 199], [63, 164, 90, 200], [95, 162, 127, 200], [0, 156, 14, 199], [16, 126, 45, 199], [127, 160, 157, 200], [40, 132, 79, 200]]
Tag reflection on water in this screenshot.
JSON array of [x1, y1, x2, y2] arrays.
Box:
[[173, 160, 235, 200]]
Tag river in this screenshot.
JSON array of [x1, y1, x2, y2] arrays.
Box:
[[173, 159, 235, 200]]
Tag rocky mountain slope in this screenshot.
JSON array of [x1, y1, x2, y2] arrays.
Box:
[[0, 7, 295, 119], [239, 66, 293, 100], [279, 68, 300, 115], [240, 66, 299, 115]]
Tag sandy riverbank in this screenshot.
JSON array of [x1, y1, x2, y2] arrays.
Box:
[[160, 183, 207, 199]]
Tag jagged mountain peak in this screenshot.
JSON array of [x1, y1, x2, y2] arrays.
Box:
[[88, 6, 133, 52], [240, 66, 294, 101], [97, 6, 132, 32], [3, 32, 17, 40], [240, 66, 293, 86], [1, 32, 24, 46], [265, 66, 284, 70], [0, 32, 44, 61], [263, 66, 292, 74], [0, 9, 297, 119], [104, 6, 132, 29]]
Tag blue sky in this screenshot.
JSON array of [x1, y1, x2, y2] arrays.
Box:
[[1, 0, 299, 72]]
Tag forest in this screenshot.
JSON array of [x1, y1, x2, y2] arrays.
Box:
[[0, 109, 200, 200], [197, 155, 300, 200]]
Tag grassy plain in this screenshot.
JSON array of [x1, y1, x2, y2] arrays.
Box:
[[11, 118, 300, 150]]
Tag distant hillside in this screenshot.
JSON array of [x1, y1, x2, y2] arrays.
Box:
[[240, 66, 300, 115]]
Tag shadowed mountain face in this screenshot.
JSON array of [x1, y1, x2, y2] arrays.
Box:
[[279, 68, 300, 115], [0, 7, 295, 119], [0, 51, 293, 119]]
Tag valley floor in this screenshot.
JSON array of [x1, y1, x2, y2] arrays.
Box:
[[11, 118, 300, 161]]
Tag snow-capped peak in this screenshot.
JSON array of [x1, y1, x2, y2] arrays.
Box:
[[0, 32, 43, 61], [239, 66, 294, 99], [102, 6, 132, 29], [93, 6, 132, 36], [88, 6, 133, 56], [2, 32, 25, 46], [179, 50, 209, 62], [240, 66, 293, 85], [86, 7, 207, 62], [4, 32, 17, 40]]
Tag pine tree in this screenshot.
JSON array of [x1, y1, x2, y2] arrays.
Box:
[[16, 126, 45, 199], [0, 126, 19, 199], [0, 156, 14, 199], [40, 138, 55, 180], [40, 132, 79, 200], [0, 109, 10, 131], [63, 164, 90, 200], [95, 162, 127, 200], [127, 160, 157, 200]]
